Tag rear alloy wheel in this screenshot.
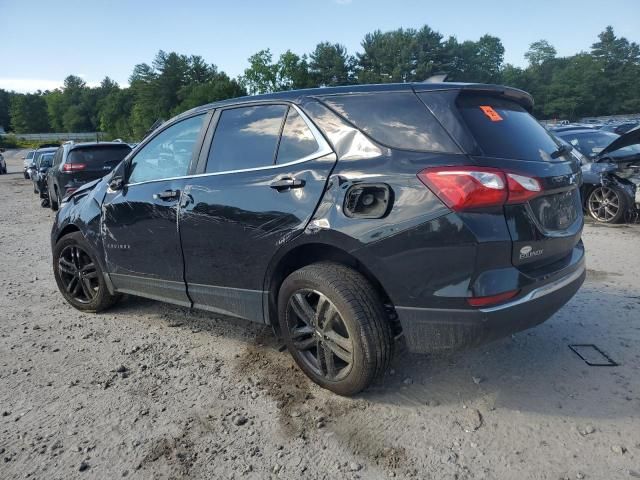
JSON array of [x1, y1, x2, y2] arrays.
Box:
[[278, 262, 393, 396], [53, 232, 119, 312], [587, 186, 626, 223], [287, 289, 354, 382]]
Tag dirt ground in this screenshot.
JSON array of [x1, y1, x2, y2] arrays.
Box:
[[1, 148, 639, 480]]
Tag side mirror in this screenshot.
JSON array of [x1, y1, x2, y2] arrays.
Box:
[[108, 176, 124, 191]]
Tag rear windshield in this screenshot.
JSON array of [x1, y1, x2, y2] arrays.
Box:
[[458, 95, 564, 162], [67, 146, 131, 167], [320, 92, 460, 153], [26, 151, 35, 159]]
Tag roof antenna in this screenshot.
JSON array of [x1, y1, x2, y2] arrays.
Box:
[[422, 73, 448, 83]]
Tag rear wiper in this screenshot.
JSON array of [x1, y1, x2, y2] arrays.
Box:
[[551, 143, 573, 159]]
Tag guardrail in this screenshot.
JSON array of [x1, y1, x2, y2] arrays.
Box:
[[0, 132, 105, 141]]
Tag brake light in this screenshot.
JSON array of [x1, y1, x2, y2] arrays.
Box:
[[417, 167, 541, 211], [62, 163, 86, 172], [467, 289, 520, 307]]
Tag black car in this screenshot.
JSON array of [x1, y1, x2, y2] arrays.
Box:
[[31, 151, 55, 196], [47, 142, 132, 210], [555, 127, 640, 223], [51, 83, 585, 395]]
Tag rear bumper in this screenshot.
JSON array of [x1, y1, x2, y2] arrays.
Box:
[[395, 256, 585, 353]]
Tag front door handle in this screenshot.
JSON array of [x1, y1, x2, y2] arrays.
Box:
[[269, 177, 305, 191], [153, 189, 180, 201]]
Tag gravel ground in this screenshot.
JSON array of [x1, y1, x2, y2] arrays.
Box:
[[1, 149, 639, 480]]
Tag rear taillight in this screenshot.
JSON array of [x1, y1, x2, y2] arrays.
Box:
[[417, 167, 541, 211], [506, 173, 541, 203], [62, 163, 86, 172]]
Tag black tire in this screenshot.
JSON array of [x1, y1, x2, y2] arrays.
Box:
[[40, 198, 49, 208], [278, 262, 393, 396], [24, 172, 29, 179], [50, 187, 59, 211], [52, 232, 120, 312], [587, 186, 627, 223]]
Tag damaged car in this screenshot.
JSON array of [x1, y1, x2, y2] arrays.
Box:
[[555, 127, 640, 223], [50, 83, 586, 395]]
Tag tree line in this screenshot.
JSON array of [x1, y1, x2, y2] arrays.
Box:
[[1, 25, 638, 141]]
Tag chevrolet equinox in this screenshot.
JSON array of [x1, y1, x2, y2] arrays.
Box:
[[51, 83, 586, 395]]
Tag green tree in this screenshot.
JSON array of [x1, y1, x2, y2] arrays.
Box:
[[241, 49, 279, 94], [525, 40, 557, 67], [309, 42, 353, 86], [0, 89, 12, 131], [9, 93, 50, 133]]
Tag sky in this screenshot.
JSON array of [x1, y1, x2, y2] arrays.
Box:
[[2, 0, 639, 93]]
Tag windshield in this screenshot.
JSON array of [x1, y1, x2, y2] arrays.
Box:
[[558, 130, 640, 160], [26, 151, 35, 160]]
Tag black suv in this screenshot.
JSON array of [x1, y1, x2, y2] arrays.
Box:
[[51, 83, 585, 395], [47, 142, 131, 210]]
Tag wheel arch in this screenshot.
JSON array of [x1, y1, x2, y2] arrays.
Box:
[[263, 241, 399, 336], [56, 224, 81, 243]]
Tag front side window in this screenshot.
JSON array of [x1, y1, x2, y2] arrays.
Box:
[[206, 105, 287, 173], [276, 108, 319, 164], [128, 115, 205, 184]]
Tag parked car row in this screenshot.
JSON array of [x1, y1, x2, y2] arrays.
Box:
[[548, 124, 640, 223], [24, 142, 132, 209]]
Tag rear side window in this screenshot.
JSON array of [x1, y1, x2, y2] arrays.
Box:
[[457, 95, 563, 162], [207, 105, 287, 173], [276, 108, 319, 164], [320, 92, 460, 153], [68, 146, 131, 168]]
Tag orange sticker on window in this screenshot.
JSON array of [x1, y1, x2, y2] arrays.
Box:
[[479, 105, 503, 122]]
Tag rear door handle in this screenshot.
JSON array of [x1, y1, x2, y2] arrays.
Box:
[[153, 189, 180, 201], [269, 177, 305, 191]]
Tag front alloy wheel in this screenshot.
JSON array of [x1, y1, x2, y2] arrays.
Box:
[[587, 186, 626, 223], [53, 232, 120, 312], [57, 245, 99, 304]]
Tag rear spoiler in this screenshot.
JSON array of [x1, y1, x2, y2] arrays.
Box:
[[414, 83, 534, 112]]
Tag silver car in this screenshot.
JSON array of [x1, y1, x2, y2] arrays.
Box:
[[0, 148, 6, 174], [23, 150, 35, 178]]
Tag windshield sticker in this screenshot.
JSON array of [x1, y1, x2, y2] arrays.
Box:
[[479, 105, 503, 122]]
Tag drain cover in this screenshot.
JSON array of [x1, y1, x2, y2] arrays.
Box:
[[569, 344, 618, 366]]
